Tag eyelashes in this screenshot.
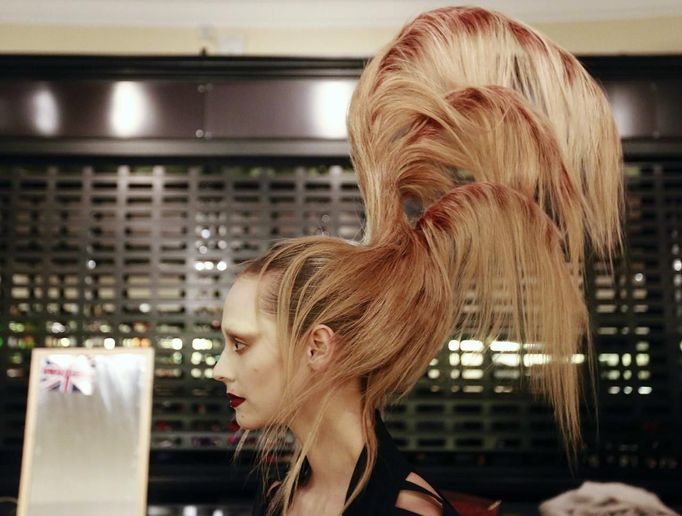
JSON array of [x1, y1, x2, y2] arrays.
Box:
[[221, 332, 247, 353]]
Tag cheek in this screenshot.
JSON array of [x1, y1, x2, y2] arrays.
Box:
[[245, 350, 281, 387], [262, 360, 285, 396]]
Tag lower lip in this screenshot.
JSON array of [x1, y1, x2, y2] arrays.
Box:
[[229, 397, 245, 408]]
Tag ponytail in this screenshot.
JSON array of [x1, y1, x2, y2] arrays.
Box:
[[346, 6, 625, 463]]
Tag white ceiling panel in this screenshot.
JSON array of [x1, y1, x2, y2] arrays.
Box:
[[0, 0, 681, 28]]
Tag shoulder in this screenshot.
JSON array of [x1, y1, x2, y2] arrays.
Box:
[[394, 471, 444, 516]]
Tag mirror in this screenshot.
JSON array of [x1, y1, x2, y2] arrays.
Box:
[[17, 348, 155, 516]]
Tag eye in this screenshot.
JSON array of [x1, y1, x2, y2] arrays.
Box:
[[232, 339, 246, 352]]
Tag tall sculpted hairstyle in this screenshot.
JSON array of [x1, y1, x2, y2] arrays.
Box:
[[233, 6, 624, 516]]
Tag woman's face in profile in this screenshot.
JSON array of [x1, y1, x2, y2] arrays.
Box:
[[212, 275, 285, 430]]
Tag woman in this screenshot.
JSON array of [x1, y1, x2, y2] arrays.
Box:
[[213, 5, 624, 515]]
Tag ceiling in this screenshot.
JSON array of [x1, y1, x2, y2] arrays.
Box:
[[1, 0, 681, 28]]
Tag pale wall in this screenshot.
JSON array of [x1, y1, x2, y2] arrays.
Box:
[[0, 16, 680, 56]]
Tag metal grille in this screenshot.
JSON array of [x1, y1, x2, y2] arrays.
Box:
[[0, 158, 680, 476]]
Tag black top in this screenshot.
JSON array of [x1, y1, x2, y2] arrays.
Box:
[[252, 410, 460, 515]]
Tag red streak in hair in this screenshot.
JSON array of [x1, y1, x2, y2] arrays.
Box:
[[508, 20, 548, 55], [558, 49, 578, 84], [452, 6, 495, 34]]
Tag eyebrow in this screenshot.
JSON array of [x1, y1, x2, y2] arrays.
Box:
[[221, 325, 260, 341]]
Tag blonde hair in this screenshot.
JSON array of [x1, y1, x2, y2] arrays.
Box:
[[233, 6, 625, 516]]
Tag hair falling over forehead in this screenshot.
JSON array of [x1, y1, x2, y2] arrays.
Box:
[[232, 6, 625, 516]]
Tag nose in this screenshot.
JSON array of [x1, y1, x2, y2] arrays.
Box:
[[212, 347, 235, 384]]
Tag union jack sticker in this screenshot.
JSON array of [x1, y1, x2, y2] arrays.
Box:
[[39, 354, 97, 395]]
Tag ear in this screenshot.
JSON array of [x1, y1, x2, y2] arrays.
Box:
[[305, 324, 337, 371]]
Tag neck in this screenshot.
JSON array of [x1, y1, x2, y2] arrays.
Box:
[[289, 381, 366, 496]]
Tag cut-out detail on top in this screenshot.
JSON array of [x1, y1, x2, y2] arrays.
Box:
[[394, 478, 445, 515]]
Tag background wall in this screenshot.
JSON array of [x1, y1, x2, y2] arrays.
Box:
[[0, 16, 681, 56]]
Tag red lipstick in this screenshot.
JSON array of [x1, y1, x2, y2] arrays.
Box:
[[228, 393, 245, 407]]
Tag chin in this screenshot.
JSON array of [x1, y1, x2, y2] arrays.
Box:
[[234, 411, 259, 431]]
